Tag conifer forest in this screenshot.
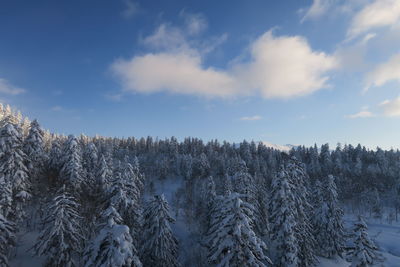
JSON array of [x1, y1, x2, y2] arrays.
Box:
[[0, 103, 399, 267]]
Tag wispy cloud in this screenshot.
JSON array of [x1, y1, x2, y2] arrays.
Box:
[[300, 0, 336, 23], [105, 92, 124, 102], [347, 0, 400, 40], [141, 24, 189, 52], [180, 10, 208, 35], [240, 115, 262, 121], [364, 53, 400, 92], [121, 0, 140, 19], [51, 106, 63, 111], [0, 78, 26, 95], [379, 97, 400, 117], [346, 110, 375, 119]]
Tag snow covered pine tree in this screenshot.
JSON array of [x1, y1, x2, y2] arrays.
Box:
[[141, 194, 180, 267], [33, 186, 84, 267], [349, 216, 382, 267], [0, 213, 15, 266], [0, 121, 31, 221], [312, 175, 345, 258], [207, 192, 272, 267], [83, 205, 142, 267], [269, 166, 298, 267]]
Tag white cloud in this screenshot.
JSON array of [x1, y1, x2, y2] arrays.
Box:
[[111, 52, 238, 98], [112, 26, 337, 99], [236, 31, 338, 98], [301, 0, 336, 22], [0, 78, 26, 95], [346, 110, 375, 118], [379, 97, 400, 116], [348, 0, 400, 39], [365, 53, 400, 91], [240, 115, 262, 121], [121, 0, 139, 19]]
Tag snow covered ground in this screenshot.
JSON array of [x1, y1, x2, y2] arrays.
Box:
[[356, 217, 400, 267], [316, 214, 400, 267], [10, 230, 45, 267]]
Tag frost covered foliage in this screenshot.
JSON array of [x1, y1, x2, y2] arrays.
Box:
[[198, 176, 217, 234], [207, 192, 272, 267], [60, 135, 84, 191], [141, 194, 179, 267], [83, 143, 98, 175], [84, 206, 142, 267], [33, 186, 84, 267], [0, 213, 15, 266], [108, 158, 143, 238], [232, 160, 255, 203], [286, 158, 317, 266], [0, 179, 12, 218], [269, 168, 298, 267], [349, 216, 381, 267], [94, 154, 112, 195], [23, 119, 45, 174], [48, 138, 63, 171], [312, 175, 344, 258], [0, 122, 30, 220]]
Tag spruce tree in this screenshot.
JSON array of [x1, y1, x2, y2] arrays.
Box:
[[83, 206, 142, 267], [121, 157, 143, 237], [141, 194, 180, 267], [232, 160, 255, 203], [254, 172, 270, 240], [95, 154, 112, 196], [312, 175, 345, 258], [108, 158, 143, 238], [202, 176, 216, 232], [60, 135, 84, 191], [269, 167, 298, 267], [23, 119, 45, 177], [48, 138, 63, 171], [0, 213, 15, 267], [0, 122, 31, 221], [349, 216, 381, 267], [0, 179, 13, 219], [33, 186, 84, 267], [220, 173, 232, 196], [286, 158, 317, 266], [207, 192, 272, 267], [82, 142, 99, 189]]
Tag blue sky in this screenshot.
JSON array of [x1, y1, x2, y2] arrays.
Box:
[[1, 0, 400, 149]]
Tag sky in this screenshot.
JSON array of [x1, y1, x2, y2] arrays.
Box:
[[1, 0, 400, 149]]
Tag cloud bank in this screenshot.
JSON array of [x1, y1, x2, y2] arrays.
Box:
[[112, 23, 337, 99]]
